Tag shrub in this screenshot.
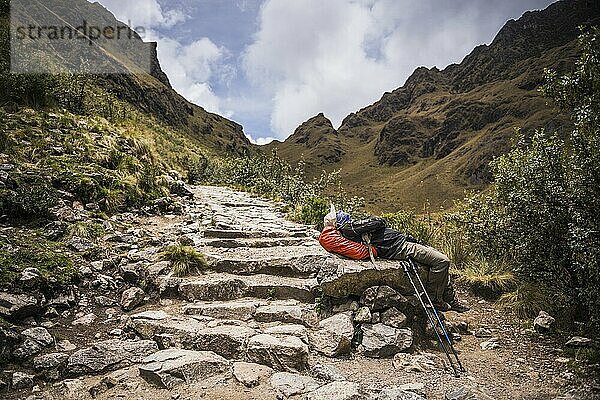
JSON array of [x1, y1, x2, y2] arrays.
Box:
[[0, 175, 59, 219], [453, 28, 600, 328], [291, 196, 330, 230], [382, 209, 437, 245], [161, 245, 208, 277]]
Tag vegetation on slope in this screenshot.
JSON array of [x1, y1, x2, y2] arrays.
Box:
[[452, 28, 600, 329]]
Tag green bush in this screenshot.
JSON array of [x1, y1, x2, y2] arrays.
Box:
[[0, 175, 59, 219], [382, 209, 437, 245], [453, 28, 600, 328], [291, 196, 330, 229]]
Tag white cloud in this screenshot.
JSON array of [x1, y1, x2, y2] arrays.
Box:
[[95, 0, 186, 29], [245, 133, 277, 145], [150, 33, 233, 116], [95, 1, 233, 116], [242, 0, 519, 139]]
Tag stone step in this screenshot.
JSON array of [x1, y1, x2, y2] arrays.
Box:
[[203, 247, 326, 278], [203, 228, 308, 239], [128, 312, 256, 359], [158, 273, 318, 303], [201, 237, 310, 249]]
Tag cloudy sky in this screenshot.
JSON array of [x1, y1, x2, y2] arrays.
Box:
[[94, 0, 556, 144]]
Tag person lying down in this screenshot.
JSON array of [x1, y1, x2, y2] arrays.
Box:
[[319, 206, 469, 313]]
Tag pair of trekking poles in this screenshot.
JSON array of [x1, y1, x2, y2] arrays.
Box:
[[363, 235, 465, 377]]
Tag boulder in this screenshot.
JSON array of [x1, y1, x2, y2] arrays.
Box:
[[247, 334, 309, 372], [361, 286, 408, 311], [139, 349, 230, 389], [361, 324, 413, 358], [233, 361, 273, 388], [192, 325, 256, 359], [265, 324, 309, 343], [0, 292, 40, 319], [33, 352, 69, 370], [354, 307, 372, 324], [317, 258, 414, 298], [445, 385, 495, 400], [120, 287, 145, 311], [13, 339, 43, 360], [565, 336, 593, 348], [310, 363, 346, 382], [309, 312, 354, 357], [12, 372, 34, 390], [270, 372, 320, 397], [67, 339, 158, 375], [307, 381, 364, 400], [381, 307, 407, 328], [533, 311, 556, 333], [22, 327, 53, 347], [183, 299, 266, 321]]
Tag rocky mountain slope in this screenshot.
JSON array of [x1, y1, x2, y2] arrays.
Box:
[[269, 0, 600, 211], [2, 0, 251, 157]]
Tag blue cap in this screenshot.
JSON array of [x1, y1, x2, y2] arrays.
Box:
[[336, 211, 351, 226]]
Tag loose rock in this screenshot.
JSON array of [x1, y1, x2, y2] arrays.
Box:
[[361, 286, 408, 311], [139, 349, 230, 389], [22, 327, 54, 347], [270, 372, 320, 397], [309, 312, 354, 357], [381, 307, 407, 328], [12, 371, 34, 390], [233, 361, 273, 388], [354, 307, 372, 324], [361, 324, 413, 358], [120, 287, 145, 311], [533, 311, 556, 333]]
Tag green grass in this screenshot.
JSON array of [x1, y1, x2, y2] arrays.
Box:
[[455, 257, 517, 298], [0, 231, 79, 287], [66, 221, 105, 240], [161, 244, 208, 277], [498, 283, 550, 318]]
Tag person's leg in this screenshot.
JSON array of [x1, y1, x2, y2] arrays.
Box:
[[396, 241, 450, 303]]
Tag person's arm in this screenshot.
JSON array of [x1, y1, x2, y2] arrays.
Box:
[[338, 217, 387, 236]]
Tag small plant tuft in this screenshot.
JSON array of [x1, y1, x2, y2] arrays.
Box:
[[161, 244, 208, 277], [456, 257, 517, 298]]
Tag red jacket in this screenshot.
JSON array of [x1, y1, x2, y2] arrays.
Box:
[[319, 226, 377, 260]]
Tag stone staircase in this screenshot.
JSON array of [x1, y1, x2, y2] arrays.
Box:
[[131, 186, 334, 377], [41, 185, 427, 399]]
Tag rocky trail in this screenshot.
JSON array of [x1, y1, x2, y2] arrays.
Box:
[[1, 186, 596, 400]]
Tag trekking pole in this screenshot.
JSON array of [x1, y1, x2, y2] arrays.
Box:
[[403, 257, 465, 376]]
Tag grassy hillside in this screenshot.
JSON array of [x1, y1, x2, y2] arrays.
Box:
[[269, 0, 600, 213]]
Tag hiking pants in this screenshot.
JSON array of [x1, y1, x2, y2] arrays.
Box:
[[391, 241, 454, 303]]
